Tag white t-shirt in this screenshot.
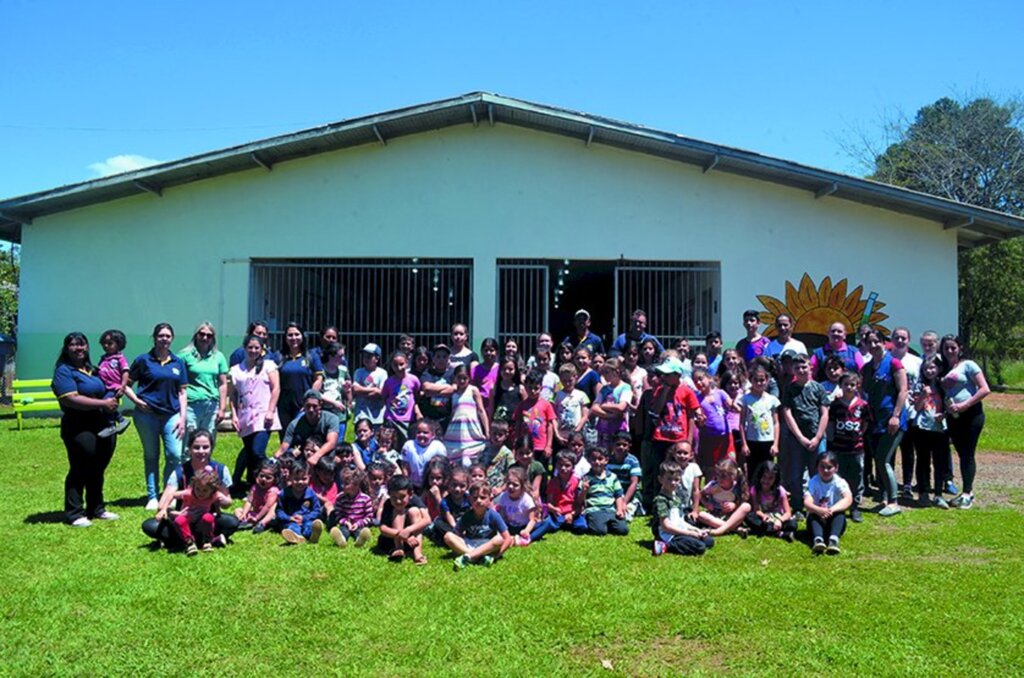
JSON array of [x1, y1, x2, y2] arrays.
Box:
[[554, 388, 590, 436], [675, 462, 703, 509], [767, 338, 808, 356], [806, 474, 850, 509], [494, 491, 536, 528], [353, 367, 388, 425], [400, 439, 446, 486], [741, 392, 781, 443]]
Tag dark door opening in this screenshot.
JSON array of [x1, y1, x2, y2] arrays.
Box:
[[550, 260, 616, 350]]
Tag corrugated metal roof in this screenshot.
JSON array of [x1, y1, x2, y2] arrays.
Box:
[[2, 91, 1022, 247]]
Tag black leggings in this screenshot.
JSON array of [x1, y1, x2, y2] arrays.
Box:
[[142, 514, 240, 549], [947, 406, 984, 494], [808, 513, 846, 542], [745, 441, 774, 485], [912, 428, 950, 495], [745, 513, 797, 535], [61, 418, 117, 523], [899, 427, 917, 486]]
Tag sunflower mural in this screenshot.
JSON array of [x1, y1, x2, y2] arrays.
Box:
[[756, 274, 889, 348]]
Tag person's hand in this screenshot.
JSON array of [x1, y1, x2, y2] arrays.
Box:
[[397, 528, 410, 541], [263, 413, 274, 430], [114, 386, 125, 398], [722, 501, 736, 513], [770, 446, 779, 457], [947, 400, 962, 415], [100, 398, 118, 413], [173, 418, 186, 438], [741, 445, 750, 459], [771, 518, 781, 531], [406, 535, 420, 548], [697, 529, 709, 539], [291, 515, 302, 524], [216, 409, 227, 424], [155, 508, 167, 521], [135, 400, 152, 414], [887, 416, 901, 435], [695, 409, 707, 426], [615, 507, 625, 520], [689, 509, 700, 522], [821, 507, 833, 520]]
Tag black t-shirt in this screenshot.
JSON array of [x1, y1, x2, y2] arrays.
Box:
[[380, 494, 426, 526]]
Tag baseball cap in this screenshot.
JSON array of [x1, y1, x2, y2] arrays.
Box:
[[654, 357, 685, 375], [361, 343, 382, 357], [574, 309, 590, 320], [432, 343, 451, 355]]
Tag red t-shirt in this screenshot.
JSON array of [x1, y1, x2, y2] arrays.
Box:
[[511, 398, 556, 451], [651, 383, 700, 443], [546, 473, 580, 515]]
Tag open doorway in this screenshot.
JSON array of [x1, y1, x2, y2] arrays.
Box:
[[550, 259, 616, 348]]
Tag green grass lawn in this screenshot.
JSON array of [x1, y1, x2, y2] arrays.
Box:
[[2, 416, 1024, 676]]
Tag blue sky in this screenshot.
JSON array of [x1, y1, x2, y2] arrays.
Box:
[[2, 0, 1022, 199]]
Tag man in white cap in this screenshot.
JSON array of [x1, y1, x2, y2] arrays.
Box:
[[561, 308, 605, 356]]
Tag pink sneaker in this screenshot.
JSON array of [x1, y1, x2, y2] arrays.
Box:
[[653, 540, 667, 556], [517, 533, 532, 547]]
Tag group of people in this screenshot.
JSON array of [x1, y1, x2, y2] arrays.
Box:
[[51, 306, 990, 565]]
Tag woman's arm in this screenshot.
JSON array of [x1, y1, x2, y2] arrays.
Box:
[[951, 366, 992, 413], [265, 369, 281, 428], [217, 373, 229, 422], [889, 367, 908, 435], [60, 393, 118, 413], [173, 386, 188, 438]]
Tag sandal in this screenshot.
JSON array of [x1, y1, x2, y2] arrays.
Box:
[[389, 549, 405, 561], [414, 555, 428, 566]]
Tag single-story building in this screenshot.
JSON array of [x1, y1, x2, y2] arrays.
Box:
[[3, 92, 1023, 378]]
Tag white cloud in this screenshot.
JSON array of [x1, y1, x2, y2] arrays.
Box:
[[87, 154, 161, 177]]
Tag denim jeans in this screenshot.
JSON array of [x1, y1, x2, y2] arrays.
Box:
[[134, 409, 183, 501], [185, 398, 221, 439]]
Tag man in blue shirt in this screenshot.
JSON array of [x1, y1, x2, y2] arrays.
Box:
[[610, 309, 665, 357], [561, 309, 605, 356]]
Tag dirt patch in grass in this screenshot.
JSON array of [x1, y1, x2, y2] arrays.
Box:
[[569, 635, 727, 675], [858, 546, 993, 566], [986, 393, 1024, 412], [974, 452, 1024, 509]]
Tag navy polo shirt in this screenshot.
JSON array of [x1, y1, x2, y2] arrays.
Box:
[[278, 352, 325, 413], [309, 346, 348, 369], [129, 350, 188, 415], [229, 345, 282, 367], [52, 363, 107, 427], [561, 332, 606, 357]]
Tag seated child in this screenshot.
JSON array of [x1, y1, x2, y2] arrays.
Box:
[[575, 446, 629, 536], [421, 457, 451, 542], [668, 441, 702, 524], [333, 442, 359, 474], [745, 460, 795, 541], [494, 467, 540, 546], [275, 458, 324, 545], [378, 474, 431, 564], [234, 459, 280, 534], [606, 431, 642, 520], [366, 461, 390, 526], [537, 450, 586, 535], [311, 456, 340, 522], [804, 451, 853, 555], [445, 481, 513, 569], [352, 418, 379, 470], [373, 422, 402, 471], [328, 468, 374, 548], [698, 458, 752, 537], [651, 460, 714, 556], [300, 434, 324, 463], [400, 418, 447, 493], [511, 438, 547, 500], [170, 467, 230, 555], [566, 431, 591, 479], [434, 468, 472, 540], [468, 463, 487, 489]]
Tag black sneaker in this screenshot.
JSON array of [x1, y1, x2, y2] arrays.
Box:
[[812, 539, 826, 554], [850, 508, 863, 523]]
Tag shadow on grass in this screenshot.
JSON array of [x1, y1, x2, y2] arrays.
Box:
[[109, 496, 148, 508], [23, 510, 65, 525]]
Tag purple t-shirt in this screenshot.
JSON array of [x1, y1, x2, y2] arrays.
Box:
[[699, 388, 731, 436], [383, 373, 421, 423]]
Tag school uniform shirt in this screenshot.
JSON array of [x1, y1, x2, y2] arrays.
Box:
[[129, 350, 188, 415], [275, 486, 322, 523], [806, 474, 851, 509], [278, 352, 325, 415], [575, 369, 602, 403], [741, 392, 781, 443], [828, 396, 869, 454], [582, 471, 623, 515], [52, 363, 109, 428], [457, 507, 508, 541], [493, 491, 536, 528], [781, 380, 829, 439], [353, 366, 388, 425], [650, 383, 700, 443], [400, 439, 446, 486], [179, 347, 229, 404], [561, 332, 606, 357], [554, 388, 590, 438]]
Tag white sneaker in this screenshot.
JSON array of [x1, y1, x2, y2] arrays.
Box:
[[145, 499, 160, 512], [94, 511, 120, 521], [70, 517, 92, 528]]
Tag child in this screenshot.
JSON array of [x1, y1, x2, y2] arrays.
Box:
[[739, 365, 781, 485], [311, 456, 340, 522], [489, 357, 525, 424], [606, 431, 642, 520], [468, 463, 487, 488], [591, 358, 632, 449], [820, 355, 847, 400], [540, 450, 586, 534], [668, 441, 703, 523], [804, 451, 853, 555], [694, 367, 736, 476], [96, 329, 132, 438], [651, 461, 714, 557], [566, 431, 591, 479], [493, 467, 539, 546], [435, 468, 472, 540], [912, 355, 951, 509], [736, 309, 771, 364], [382, 351, 422, 446], [275, 459, 324, 545], [576, 447, 629, 536], [334, 442, 359, 474], [481, 421, 515, 494], [420, 457, 451, 540], [780, 354, 830, 512], [171, 467, 229, 555], [373, 422, 402, 471], [553, 363, 591, 448], [828, 371, 869, 523], [352, 344, 388, 430], [442, 364, 490, 468], [533, 350, 559, 402], [705, 331, 724, 375], [446, 481, 513, 569], [510, 370, 556, 465], [573, 347, 602, 404], [745, 461, 795, 541], [697, 458, 751, 537], [352, 418, 379, 470], [234, 459, 280, 533], [378, 475, 431, 564], [470, 337, 500, 403], [320, 342, 352, 440], [366, 461, 389, 526], [512, 439, 547, 500], [400, 418, 446, 492], [719, 368, 745, 457], [328, 468, 374, 548]]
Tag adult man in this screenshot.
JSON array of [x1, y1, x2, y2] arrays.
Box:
[[763, 314, 807, 360], [561, 309, 605, 356], [611, 309, 665, 357], [274, 390, 340, 465], [810, 322, 863, 380]]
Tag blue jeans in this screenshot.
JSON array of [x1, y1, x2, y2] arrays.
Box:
[[531, 513, 586, 541], [186, 399, 221, 438], [134, 409, 183, 501]]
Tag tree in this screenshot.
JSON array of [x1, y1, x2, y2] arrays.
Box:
[[0, 243, 18, 336], [865, 96, 1024, 381]]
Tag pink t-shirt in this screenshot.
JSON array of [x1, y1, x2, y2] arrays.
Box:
[[471, 362, 499, 401], [244, 484, 280, 522], [97, 352, 129, 392]]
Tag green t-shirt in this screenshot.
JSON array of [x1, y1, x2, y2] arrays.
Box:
[[180, 348, 228, 403], [583, 471, 623, 515]]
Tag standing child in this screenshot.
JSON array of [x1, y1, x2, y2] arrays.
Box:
[[352, 344, 388, 431], [651, 461, 714, 557], [697, 458, 751, 537], [591, 358, 632, 450], [400, 418, 446, 492], [606, 432, 642, 520], [912, 356, 951, 509], [234, 459, 280, 533], [493, 466, 540, 546], [804, 451, 853, 555], [276, 459, 324, 545], [718, 368, 745, 459], [320, 342, 352, 440], [573, 347, 602, 404], [532, 350, 560, 402], [378, 475, 431, 564], [694, 368, 736, 475], [510, 370, 556, 466], [553, 363, 591, 449], [382, 351, 422, 446], [828, 371, 869, 523], [739, 366, 781, 485], [575, 447, 629, 536], [745, 461, 795, 541], [170, 467, 230, 555], [446, 482, 513, 570], [443, 364, 490, 468], [780, 354, 830, 514], [96, 329, 132, 438], [328, 468, 374, 548], [470, 338, 500, 403], [820, 355, 847, 400], [489, 358, 525, 424]]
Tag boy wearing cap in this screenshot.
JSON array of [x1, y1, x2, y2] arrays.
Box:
[[353, 343, 388, 430], [641, 357, 701, 511], [561, 309, 605, 356]]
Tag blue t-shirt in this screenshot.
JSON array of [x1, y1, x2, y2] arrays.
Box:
[[606, 453, 642, 490], [440, 494, 472, 522], [457, 507, 508, 540], [278, 352, 325, 413], [561, 332, 606, 357], [575, 369, 602, 402], [52, 363, 108, 426], [129, 351, 188, 415]]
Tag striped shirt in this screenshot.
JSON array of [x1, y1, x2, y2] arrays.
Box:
[[334, 491, 374, 529], [582, 471, 623, 515]]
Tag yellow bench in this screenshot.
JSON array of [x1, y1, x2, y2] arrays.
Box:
[[12, 378, 61, 430]]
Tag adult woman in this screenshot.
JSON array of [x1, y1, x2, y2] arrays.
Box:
[[860, 329, 908, 517], [228, 334, 282, 492], [126, 323, 188, 511], [176, 322, 229, 439], [141, 429, 239, 548], [228, 320, 280, 367], [276, 321, 324, 430], [309, 325, 342, 367], [51, 332, 121, 527], [448, 322, 479, 371], [939, 334, 990, 509]]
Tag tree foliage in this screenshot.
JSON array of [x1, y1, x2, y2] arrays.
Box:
[[867, 96, 1024, 378], [0, 244, 19, 336]]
